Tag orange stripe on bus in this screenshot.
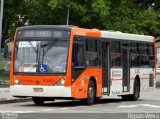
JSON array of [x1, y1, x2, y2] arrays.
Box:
[[111, 78, 149, 80]]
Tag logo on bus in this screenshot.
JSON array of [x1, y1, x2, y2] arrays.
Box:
[[36, 80, 40, 85], [39, 64, 48, 72], [112, 69, 122, 78]]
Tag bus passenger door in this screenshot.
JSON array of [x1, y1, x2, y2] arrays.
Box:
[[101, 42, 110, 95], [122, 43, 130, 92]]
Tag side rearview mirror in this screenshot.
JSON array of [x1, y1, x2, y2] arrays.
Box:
[[3, 37, 13, 58]]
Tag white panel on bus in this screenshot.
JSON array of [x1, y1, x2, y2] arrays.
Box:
[[100, 31, 153, 42], [19, 41, 37, 48]]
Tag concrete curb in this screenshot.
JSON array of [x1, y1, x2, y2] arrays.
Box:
[[0, 98, 32, 104], [0, 87, 32, 104]]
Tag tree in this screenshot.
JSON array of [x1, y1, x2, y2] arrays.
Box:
[[107, 0, 159, 35], [2, 0, 160, 47], [48, 0, 159, 35], [48, 0, 111, 29], [2, 0, 28, 47]]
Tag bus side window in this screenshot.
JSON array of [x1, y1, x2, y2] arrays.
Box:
[[139, 44, 148, 67], [72, 37, 85, 80], [85, 38, 98, 67], [111, 41, 121, 67], [147, 44, 154, 68], [72, 41, 85, 67], [130, 43, 140, 67]]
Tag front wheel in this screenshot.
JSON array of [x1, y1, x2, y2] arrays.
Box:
[[86, 80, 96, 105], [32, 97, 45, 105]]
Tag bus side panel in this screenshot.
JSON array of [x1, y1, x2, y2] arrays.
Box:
[[10, 75, 64, 86], [66, 28, 101, 87], [71, 68, 102, 99], [110, 68, 123, 95], [130, 68, 153, 93]]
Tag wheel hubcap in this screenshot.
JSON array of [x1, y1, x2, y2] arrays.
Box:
[[135, 86, 139, 98], [88, 86, 94, 99]]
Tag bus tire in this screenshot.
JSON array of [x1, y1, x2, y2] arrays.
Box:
[[32, 97, 45, 105], [86, 80, 96, 105], [132, 79, 140, 101], [122, 79, 140, 101], [122, 95, 131, 101], [95, 97, 101, 103]]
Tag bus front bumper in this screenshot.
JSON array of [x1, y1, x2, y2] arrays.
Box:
[[10, 85, 71, 97]]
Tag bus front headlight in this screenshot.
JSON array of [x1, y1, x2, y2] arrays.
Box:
[[14, 78, 23, 85], [55, 77, 66, 86]]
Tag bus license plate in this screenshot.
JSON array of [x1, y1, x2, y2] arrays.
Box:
[[33, 88, 43, 92]]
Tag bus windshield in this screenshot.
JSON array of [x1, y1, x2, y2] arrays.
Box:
[[14, 39, 69, 74]]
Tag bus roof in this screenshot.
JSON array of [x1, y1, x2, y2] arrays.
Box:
[[70, 27, 154, 42], [17, 25, 71, 31], [100, 30, 154, 42], [17, 25, 154, 42]]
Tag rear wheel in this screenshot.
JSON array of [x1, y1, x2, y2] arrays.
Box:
[[122, 79, 140, 101], [32, 97, 45, 105], [85, 80, 96, 105], [132, 79, 140, 101], [122, 95, 131, 101]]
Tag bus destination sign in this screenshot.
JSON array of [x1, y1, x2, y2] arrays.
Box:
[[24, 30, 52, 38], [17, 30, 70, 39]]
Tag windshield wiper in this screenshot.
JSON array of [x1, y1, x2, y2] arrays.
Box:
[[28, 41, 38, 53], [41, 39, 57, 55]]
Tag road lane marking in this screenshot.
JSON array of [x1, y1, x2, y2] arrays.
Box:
[[0, 111, 35, 113], [118, 105, 139, 108], [140, 104, 160, 108], [60, 108, 67, 110], [25, 111, 35, 113], [94, 104, 102, 107], [118, 104, 160, 108], [42, 109, 55, 112], [76, 106, 87, 108]]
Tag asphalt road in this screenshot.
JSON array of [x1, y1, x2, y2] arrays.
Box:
[[0, 89, 160, 119]]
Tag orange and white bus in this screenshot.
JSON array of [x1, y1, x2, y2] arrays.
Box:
[[10, 25, 156, 105]]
